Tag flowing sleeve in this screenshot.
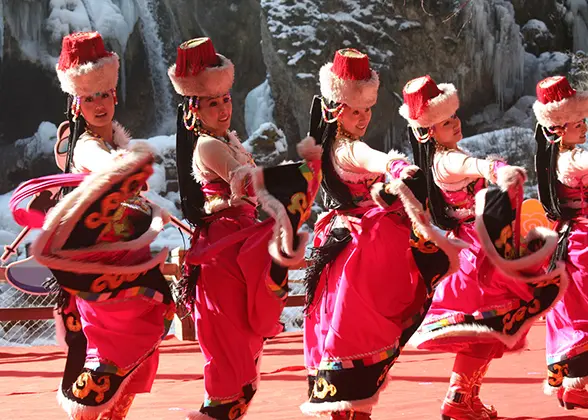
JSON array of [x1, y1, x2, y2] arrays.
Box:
[[558, 148, 588, 186], [435, 150, 498, 184], [334, 140, 409, 177]]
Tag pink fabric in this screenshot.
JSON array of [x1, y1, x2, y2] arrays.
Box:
[[10, 173, 87, 228], [192, 206, 285, 401], [304, 202, 426, 369], [76, 296, 168, 393], [416, 218, 534, 353], [545, 218, 588, 364], [387, 159, 409, 179]]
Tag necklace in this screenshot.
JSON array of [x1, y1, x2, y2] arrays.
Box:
[[85, 126, 114, 143], [336, 126, 360, 141], [560, 143, 576, 151], [199, 127, 229, 142], [435, 142, 461, 153]]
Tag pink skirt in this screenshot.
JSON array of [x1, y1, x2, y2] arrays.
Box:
[[302, 204, 428, 414], [546, 219, 588, 387], [188, 206, 287, 411], [412, 221, 534, 354]]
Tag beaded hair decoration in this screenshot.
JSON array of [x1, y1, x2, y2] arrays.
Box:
[[71, 88, 118, 122]]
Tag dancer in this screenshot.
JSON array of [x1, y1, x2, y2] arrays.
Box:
[[403, 75, 567, 420], [533, 75, 588, 410], [21, 31, 174, 420], [301, 49, 465, 420], [168, 37, 322, 419]]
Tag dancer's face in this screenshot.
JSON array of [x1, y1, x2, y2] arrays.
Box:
[[80, 91, 116, 128], [431, 113, 463, 148], [196, 93, 233, 136], [558, 120, 587, 145], [338, 105, 372, 138]]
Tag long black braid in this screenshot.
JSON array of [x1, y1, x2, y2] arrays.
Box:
[[174, 98, 208, 309], [303, 97, 355, 312], [409, 127, 457, 231], [534, 123, 572, 269]]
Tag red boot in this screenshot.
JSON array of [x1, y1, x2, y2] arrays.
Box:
[[440, 353, 492, 420], [331, 411, 372, 419], [562, 387, 588, 410], [471, 363, 498, 418]]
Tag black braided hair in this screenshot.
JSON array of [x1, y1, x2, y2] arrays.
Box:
[[409, 127, 457, 231], [174, 98, 207, 310]]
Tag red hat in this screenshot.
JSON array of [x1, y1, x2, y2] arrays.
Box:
[[532, 75, 588, 127], [56, 32, 119, 97], [168, 37, 234, 98], [319, 48, 379, 109], [398, 75, 459, 128]]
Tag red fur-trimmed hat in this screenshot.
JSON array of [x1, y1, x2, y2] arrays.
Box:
[[168, 37, 234, 98], [56, 32, 119, 97], [399, 75, 459, 128], [319, 48, 379, 109], [533, 75, 588, 127]]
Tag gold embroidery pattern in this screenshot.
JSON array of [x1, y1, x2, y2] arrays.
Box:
[[532, 275, 561, 288], [312, 377, 338, 399], [376, 359, 396, 387], [410, 224, 439, 254], [494, 225, 515, 260], [548, 363, 569, 387], [97, 393, 135, 419], [90, 273, 141, 293], [84, 171, 151, 239], [502, 299, 541, 333], [287, 191, 311, 223], [65, 313, 82, 332], [228, 401, 249, 420], [72, 372, 111, 403]]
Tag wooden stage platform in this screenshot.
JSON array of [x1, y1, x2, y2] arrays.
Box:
[[0, 322, 585, 419]]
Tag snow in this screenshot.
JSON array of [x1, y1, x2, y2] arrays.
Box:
[[287, 49, 306, 66], [296, 73, 314, 79], [522, 19, 550, 34], [398, 21, 422, 31], [567, 0, 588, 53], [244, 79, 276, 136], [2, 0, 173, 132], [466, 0, 525, 108], [15, 122, 58, 160]]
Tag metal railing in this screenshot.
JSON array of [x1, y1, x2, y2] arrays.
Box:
[[0, 251, 307, 344]]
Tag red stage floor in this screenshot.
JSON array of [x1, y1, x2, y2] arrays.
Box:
[[0, 322, 585, 419]]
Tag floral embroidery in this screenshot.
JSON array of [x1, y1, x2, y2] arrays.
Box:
[[90, 272, 142, 293], [502, 299, 541, 333], [548, 363, 569, 387], [376, 359, 396, 387], [287, 191, 310, 225], [72, 372, 111, 403], [65, 313, 82, 332], [228, 401, 249, 419], [312, 377, 337, 399], [410, 224, 439, 254], [494, 225, 515, 259], [84, 170, 151, 240]]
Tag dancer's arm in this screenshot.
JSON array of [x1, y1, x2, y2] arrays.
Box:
[[334, 140, 414, 179]]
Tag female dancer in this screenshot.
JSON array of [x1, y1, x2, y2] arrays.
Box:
[[403, 75, 567, 420], [533, 75, 588, 410], [168, 37, 321, 419], [301, 49, 465, 420], [32, 31, 174, 419]]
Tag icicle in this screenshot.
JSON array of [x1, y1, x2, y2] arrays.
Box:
[[134, 0, 175, 134], [465, 0, 525, 109], [0, 0, 3, 63]]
